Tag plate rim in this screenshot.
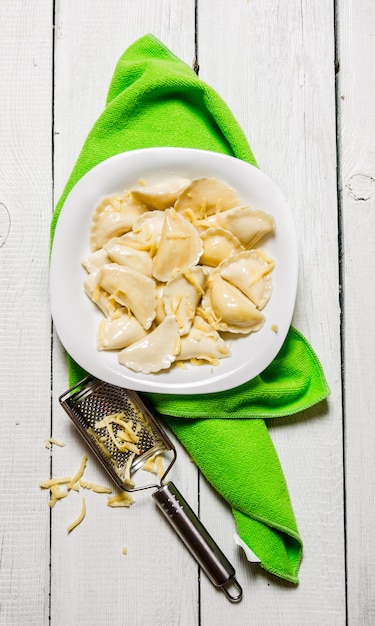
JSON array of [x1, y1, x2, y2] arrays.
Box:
[[50, 147, 298, 394]]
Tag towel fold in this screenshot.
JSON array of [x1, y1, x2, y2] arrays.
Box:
[[161, 418, 302, 583], [51, 34, 330, 583]]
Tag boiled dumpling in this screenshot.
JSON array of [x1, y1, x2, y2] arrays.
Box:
[[162, 266, 208, 335], [118, 315, 180, 373], [131, 178, 190, 210], [201, 273, 265, 334], [81, 248, 112, 273], [175, 177, 240, 219], [97, 313, 147, 350], [98, 263, 156, 330], [178, 316, 230, 364], [84, 173, 276, 374], [215, 206, 275, 248], [90, 194, 147, 251], [152, 208, 203, 282], [216, 250, 274, 309], [129, 210, 166, 252], [199, 227, 245, 266], [83, 271, 120, 317], [103, 237, 153, 276]]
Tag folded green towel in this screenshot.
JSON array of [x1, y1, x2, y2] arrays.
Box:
[[51, 34, 330, 584]]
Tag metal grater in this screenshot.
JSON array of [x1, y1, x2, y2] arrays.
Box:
[[59, 375, 242, 603], [59, 375, 175, 491]]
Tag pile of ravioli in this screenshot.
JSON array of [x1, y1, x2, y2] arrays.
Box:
[[82, 177, 275, 374]]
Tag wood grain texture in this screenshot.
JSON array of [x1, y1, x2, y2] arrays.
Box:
[[338, 1, 375, 624], [51, 2, 199, 625], [198, 1, 345, 623], [2, 0, 374, 623], [0, 1, 53, 624], [53, 0, 197, 200]]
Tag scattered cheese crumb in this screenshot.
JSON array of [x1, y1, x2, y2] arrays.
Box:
[[44, 437, 66, 448], [94, 414, 141, 454], [39, 476, 72, 489], [191, 356, 220, 366], [141, 454, 165, 479], [48, 496, 58, 509], [271, 324, 278, 333], [79, 479, 112, 494], [67, 497, 86, 533], [67, 454, 88, 491], [40, 441, 135, 538], [141, 457, 158, 474], [122, 546, 128, 555], [114, 452, 135, 488], [49, 484, 68, 505], [87, 427, 112, 459], [107, 491, 135, 508], [40, 476, 71, 508]]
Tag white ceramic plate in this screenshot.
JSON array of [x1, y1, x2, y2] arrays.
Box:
[[50, 148, 298, 394]]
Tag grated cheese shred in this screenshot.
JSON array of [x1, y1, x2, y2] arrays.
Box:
[[44, 438, 66, 449], [67, 454, 88, 491], [40, 432, 135, 538], [94, 413, 141, 454], [67, 497, 86, 533], [79, 480, 112, 494], [141, 454, 165, 480], [107, 491, 135, 508]]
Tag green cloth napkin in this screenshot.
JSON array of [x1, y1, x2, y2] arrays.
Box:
[[51, 34, 330, 584]]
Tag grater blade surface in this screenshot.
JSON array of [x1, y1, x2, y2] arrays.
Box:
[[59, 376, 243, 602], [59, 376, 176, 491]]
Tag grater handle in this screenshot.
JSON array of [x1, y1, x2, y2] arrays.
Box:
[[152, 482, 242, 602]]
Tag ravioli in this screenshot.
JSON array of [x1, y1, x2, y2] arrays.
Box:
[[131, 210, 166, 249], [201, 273, 265, 334], [84, 271, 120, 317], [103, 237, 153, 276], [199, 227, 245, 266], [90, 194, 146, 251], [97, 313, 147, 351], [83, 174, 276, 373], [215, 206, 275, 248], [98, 264, 156, 330], [175, 177, 240, 219], [118, 315, 180, 373], [131, 178, 190, 210], [178, 316, 230, 364], [215, 249, 274, 309], [162, 266, 208, 335], [152, 208, 203, 282], [81, 248, 112, 274]]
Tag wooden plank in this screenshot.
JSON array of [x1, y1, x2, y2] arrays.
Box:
[[1, 1, 356, 624], [198, 1, 345, 622], [53, 0, 198, 200], [0, 1, 53, 624], [51, 2, 199, 624], [337, 0, 375, 623]]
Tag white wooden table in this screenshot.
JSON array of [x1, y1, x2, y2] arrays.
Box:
[[1, 1, 373, 624]]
